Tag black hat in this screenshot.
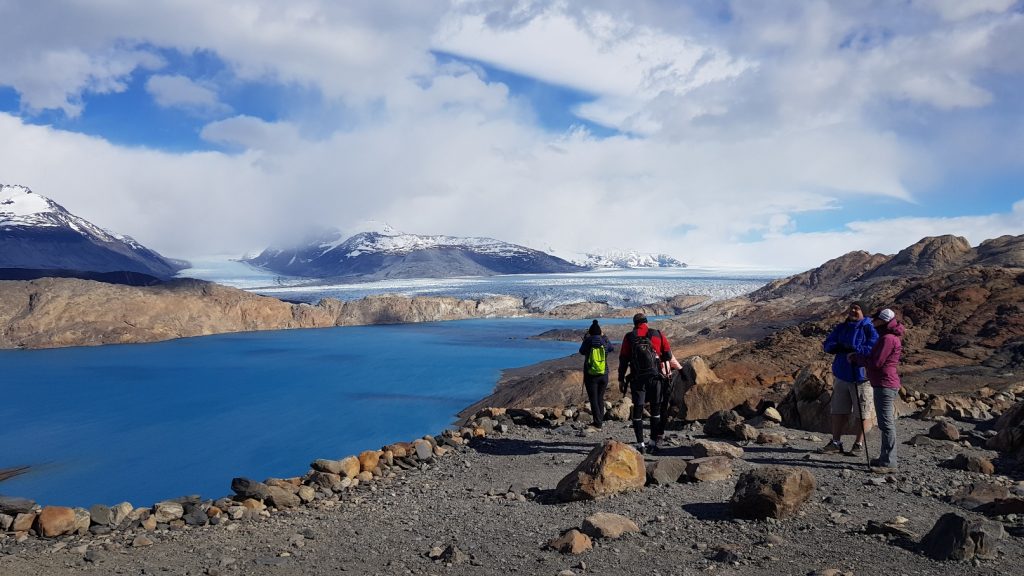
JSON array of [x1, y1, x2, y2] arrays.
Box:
[[632, 313, 648, 326], [588, 320, 602, 335], [849, 301, 866, 313]]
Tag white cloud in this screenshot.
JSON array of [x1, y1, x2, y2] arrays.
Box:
[[434, 6, 751, 134], [0, 1, 1021, 272], [0, 46, 162, 117], [146, 74, 227, 111], [919, 0, 1019, 22]]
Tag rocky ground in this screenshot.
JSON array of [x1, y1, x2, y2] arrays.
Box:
[[2, 413, 1022, 576]]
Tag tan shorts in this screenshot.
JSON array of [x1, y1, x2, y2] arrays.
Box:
[[831, 377, 875, 418]]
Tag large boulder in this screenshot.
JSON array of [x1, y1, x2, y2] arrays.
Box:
[[231, 477, 271, 500], [555, 440, 646, 502], [729, 466, 816, 519], [646, 458, 688, 485], [920, 512, 1005, 561], [671, 356, 762, 421], [987, 399, 1024, 460], [0, 496, 35, 515], [37, 506, 76, 538], [777, 364, 875, 434], [703, 410, 744, 438]]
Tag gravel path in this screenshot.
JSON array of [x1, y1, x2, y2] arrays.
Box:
[[2, 417, 1022, 576]]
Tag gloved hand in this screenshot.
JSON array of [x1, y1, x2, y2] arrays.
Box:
[[618, 379, 628, 395]]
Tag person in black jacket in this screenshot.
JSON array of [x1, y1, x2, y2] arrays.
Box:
[[579, 320, 615, 429]]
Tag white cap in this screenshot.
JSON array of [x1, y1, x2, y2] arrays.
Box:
[[876, 308, 895, 323]]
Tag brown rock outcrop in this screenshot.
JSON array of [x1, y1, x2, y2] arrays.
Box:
[[729, 466, 816, 520], [0, 278, 539, 350], [554, 440, 645, 502]]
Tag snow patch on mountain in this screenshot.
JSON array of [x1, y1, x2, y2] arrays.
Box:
[[549, 248, 686, 269], [2, 184, 120, 242]]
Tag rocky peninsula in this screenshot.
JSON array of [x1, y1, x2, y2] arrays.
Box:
[[0, 277, 704, 350]]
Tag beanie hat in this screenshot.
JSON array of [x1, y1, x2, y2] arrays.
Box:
[[588, 319, 602, 335], [876, 308, 895, 323], [632, 313, 648, 326], [849, 301, 866, 313]]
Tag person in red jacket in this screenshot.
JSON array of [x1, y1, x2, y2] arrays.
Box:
[[618, 313, 672, 454], [853, 308, 904, 472]]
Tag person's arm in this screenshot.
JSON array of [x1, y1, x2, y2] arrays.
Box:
[[823, 325, 847, 354], [853, 323, 879, 357], [604, 335, 614, 353], [857, 334, 894, 370], [579, 338, 589, 356], [617, 336, 630, 384]]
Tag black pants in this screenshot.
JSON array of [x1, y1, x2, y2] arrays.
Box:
[[630, 376, 662, 444], [583, 373, 608, 427]]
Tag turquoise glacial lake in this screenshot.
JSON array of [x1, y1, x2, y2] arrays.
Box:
[[0, 318, 603, 508]]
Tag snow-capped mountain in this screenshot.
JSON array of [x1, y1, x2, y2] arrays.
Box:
[[562, 250, 686, 269], [244, 223, 585, 280], [0, 184, 186, 279]]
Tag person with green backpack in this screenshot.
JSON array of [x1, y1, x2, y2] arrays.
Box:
[[579, 319, 615, 429]]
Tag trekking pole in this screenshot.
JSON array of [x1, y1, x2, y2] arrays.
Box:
[[859, 388, 871, 470]]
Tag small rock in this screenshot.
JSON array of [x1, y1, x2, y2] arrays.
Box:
[[132, 535, 155, 548], [581, 512, 640, 539], [153, 501, 184, 523], [930, 421, 961, 441], [691, 440, 744, 459], [949, 454, 995, 475], [686, 456, 734, 482], [547, 529, 592, 554]]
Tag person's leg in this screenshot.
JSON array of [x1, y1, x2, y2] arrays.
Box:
[[648, 378, 663, 445], [874, 387, 897, 467], [584, 375, 599, 427], [849, 381, 865, 447], [593, 374, 608, 427], [822, 378, 852, 452], [630, 381, 647, 445]]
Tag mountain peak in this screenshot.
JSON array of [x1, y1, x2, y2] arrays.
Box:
[[345, 220, 401, 237], [1, 184, 57, 221], [1, 183, 185, 278]]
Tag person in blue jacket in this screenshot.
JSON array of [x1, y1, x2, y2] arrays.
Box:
[[817, 301, 879, 455], [579, 320, 615, 429]]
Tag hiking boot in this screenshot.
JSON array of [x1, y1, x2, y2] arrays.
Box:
[[845, 442, 864, 456], [635, 442, 647, 455], [815, 440, 844, 454], [648, 439, 661, 454], [870, 465, 896, 474]]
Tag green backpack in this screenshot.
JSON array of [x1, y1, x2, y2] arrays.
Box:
[[585, 343, 607, 375]]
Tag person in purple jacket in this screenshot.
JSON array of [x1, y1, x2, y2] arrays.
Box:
[[853, 308, 905, 471]]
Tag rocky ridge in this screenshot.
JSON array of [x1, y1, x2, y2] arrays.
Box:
[[482, 234, 1024, 426], [0, 277, 705, 350]]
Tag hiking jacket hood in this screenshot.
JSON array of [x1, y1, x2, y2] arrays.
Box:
[[855, 320, 904, 389], [823, 317, 878, 382], [579, 334, 614, 375]]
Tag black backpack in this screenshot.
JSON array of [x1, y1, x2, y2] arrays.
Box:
[[628, 328, 661, 377]]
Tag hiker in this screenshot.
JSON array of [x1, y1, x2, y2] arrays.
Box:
[[853, 308, 904, 471], [617, 313, 673, 454], [817, 301, 879, 455], [579, 319, 615, 429]]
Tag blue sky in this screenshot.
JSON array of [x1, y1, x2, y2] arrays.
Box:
[[0, 1, 1021, 267]]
